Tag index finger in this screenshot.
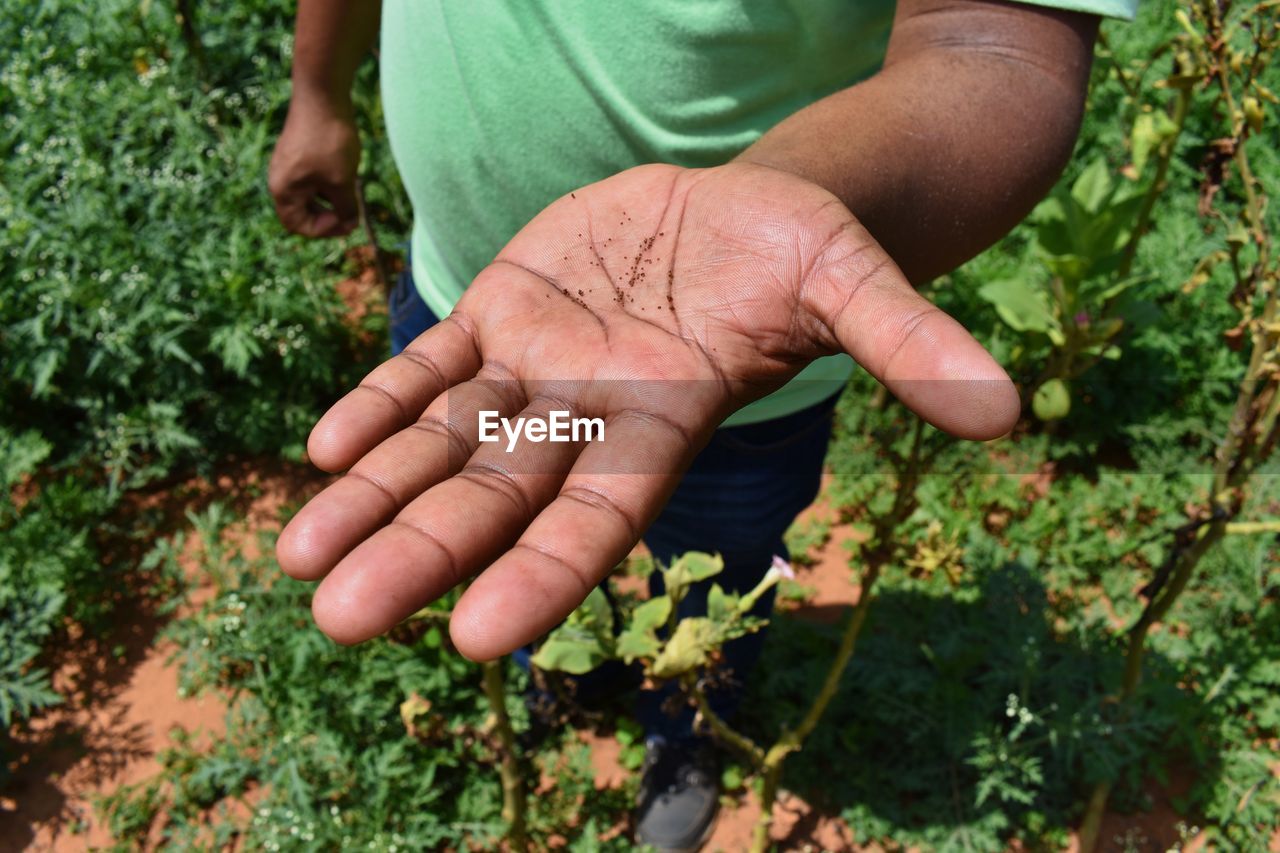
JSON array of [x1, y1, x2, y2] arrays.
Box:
[[308, 316, 483, 472], [448, 409, 696, 660]]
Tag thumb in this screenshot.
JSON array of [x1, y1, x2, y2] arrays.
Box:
[[802, 228, 1020, 440]]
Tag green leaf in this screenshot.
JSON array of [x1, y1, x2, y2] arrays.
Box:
[[616, 629, 661, 664], [1042, 254, 1091, 287], [1088, 275, 1145, 304], [1089, 190, 1145, 257], [210, 324, 263, 378], [530, 634, 610, 674], [630, 596, 671, 633], [1031, 195, 1077, 257], [707, 583, 739, 622], [1129, 110, 1178, 178], [530, 587, 614, 674], [615, 718, 643, 746], [977, 279, 1059, 336], [1032, 378, 1071, 421], [160, 337, 205, 376], [621, 745, 646, 770], [721, 764, 745, 791], [29, 349, 61, 398], [650, 617, 716, 679], [661, 552, 724, 605], [675, 552, 723, 583], [1130, 113, 1158, 178], [577, 585, 614, 633], [0, 430, 52, 489], [616, 596, 671, 663], [1071, 159, 1112, 214]]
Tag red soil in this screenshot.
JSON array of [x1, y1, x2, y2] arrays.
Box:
[[1, 463, 328, 852], [0, 263, 1236, 850]]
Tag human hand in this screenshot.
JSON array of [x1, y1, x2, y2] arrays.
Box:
[[277, 163, 1019, 659], [267, 95, 360, 238]]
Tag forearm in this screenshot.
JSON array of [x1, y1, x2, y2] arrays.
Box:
[[737, 1, 1097, 284], [289, 0, 382, 111]]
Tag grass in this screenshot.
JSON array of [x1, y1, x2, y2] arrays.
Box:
[[3, 0, 1278, 849]]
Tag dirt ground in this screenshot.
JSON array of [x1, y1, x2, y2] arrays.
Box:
[[0, 462, 330, 853], [1, 468, 1225, 853], [0, 256, 1236, 852]]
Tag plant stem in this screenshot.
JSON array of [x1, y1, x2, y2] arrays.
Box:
[[1117, 84, 1193, 281], [173, 0, 208, 82], [1225, 519, 1280, 534], [1030, 81, 1190, 403], [747, 417, 925, 853], [1078, 514, 1226, 853], [480, 659, 528, 852], [1080, 8, 1278, 847], [1098, 28, 1142, 103], [688, 677, 765, 765], [749, 558, 883, 853], [355, 178, 393, 295]]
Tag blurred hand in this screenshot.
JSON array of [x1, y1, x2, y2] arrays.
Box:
[[268, 96, 360, 238], [276, 163, 1020, 659]]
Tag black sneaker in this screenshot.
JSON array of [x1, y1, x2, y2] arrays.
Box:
[[635, 735, 720, 852]]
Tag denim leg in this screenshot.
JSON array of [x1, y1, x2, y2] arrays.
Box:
[[636, 394, 837, 743], [389, 255, 438, 356]]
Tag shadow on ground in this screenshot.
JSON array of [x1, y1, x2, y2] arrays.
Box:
[[0, 457, 328, 851], [738, 558, 1215, 851]]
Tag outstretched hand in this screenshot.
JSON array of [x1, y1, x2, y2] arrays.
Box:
[[277, 163, 1019, 659]]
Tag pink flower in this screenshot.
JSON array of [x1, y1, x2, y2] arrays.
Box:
[[770, 554, 796, 581]]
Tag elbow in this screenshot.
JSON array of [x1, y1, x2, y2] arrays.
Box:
[[1018, 65, 1092, 205]]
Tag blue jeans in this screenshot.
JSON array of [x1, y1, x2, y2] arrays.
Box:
[[390, 263, 835, 741]]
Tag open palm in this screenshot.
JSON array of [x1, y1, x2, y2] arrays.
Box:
[[277, 163, 1019, 659]]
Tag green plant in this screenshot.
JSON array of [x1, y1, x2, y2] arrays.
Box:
[[0, 0, 400, 771], [0, 431, 65, 736], [978, 88, 1190, 421], [532, 412, 932, 853], [980, 159, 1144, 420], [6, 1, 1279, 850], [1078, 3, 1280, 848]]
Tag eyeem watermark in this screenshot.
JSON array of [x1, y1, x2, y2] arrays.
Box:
[[478, 410, 605, 452]]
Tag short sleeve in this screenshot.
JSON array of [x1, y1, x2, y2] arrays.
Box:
[[1006, 0, 1138, 20]]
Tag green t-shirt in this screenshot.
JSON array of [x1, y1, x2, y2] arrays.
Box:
[[379, 0, 1137, 426]]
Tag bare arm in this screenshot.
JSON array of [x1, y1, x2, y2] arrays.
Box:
[[739, 0, 1098, 284], [288, 0, 381, 110], [268, 0, 382, 237]]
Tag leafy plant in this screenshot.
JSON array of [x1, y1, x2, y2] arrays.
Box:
[[6, 2, 1280, 851], [980, 154, 1170, 420], [1078, 3, 1280, 848], [0, 0, 398, 773]]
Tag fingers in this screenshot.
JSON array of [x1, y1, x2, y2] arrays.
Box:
[[277, 377, 524, 581], [307, 317, 483, 472], [449, 410, 694, 661], [804, 236, 1020, 440], [271, 184, 358, 238], [308, 398, 584, 645], [323, 181, 359, 235]]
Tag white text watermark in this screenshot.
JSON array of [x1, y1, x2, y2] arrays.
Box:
[[478, 410, 605, 452]]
